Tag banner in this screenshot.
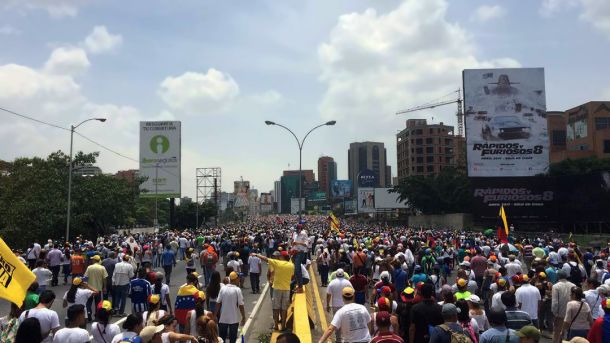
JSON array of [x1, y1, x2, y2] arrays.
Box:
[[374, 188, 408, 209], [357, 188, 375, 213], [139, 121, 181, 198], [463, 68, 549, 176], [330, 180, 352, 198], [0, 238, 35, 307]]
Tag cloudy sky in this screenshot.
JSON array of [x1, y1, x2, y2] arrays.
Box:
[[1, 0, 609, 197]]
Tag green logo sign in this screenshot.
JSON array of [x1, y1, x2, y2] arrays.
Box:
[[150, 135, 170, 154]]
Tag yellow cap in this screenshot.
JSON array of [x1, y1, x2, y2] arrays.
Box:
[[457, 278, 467, 287], [98, 300, 112, 311], [148, 294, 160, 304], [497, 278, 507, 286], [403, 287, 415, 295], [539, 272, 547, 279], [522, 275, 529, 282], [72, 277, 82, 286], [229, 271, 239, 280]]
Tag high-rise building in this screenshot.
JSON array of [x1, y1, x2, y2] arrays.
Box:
[[396, 119, 463, 179], [317, 156, 337, 197], [348, 142, 390, 189], [547, 101, 610, 163], [279, 175, 299, 214], [73, 163, 102, 177]]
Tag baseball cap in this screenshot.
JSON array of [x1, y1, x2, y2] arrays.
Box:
[[342, 287, 355, 298], [97, 300, 112, 312], [380, 271, 390, 280], [442, 303, 460, 316], [375, 311, 391, 327], [139, 325, 164, 343], [377, 297, 391, 311], [457, 278, 467, 287], [497, 278, 507, 287], [229, 271, 239, 281], [336, 269, 345, 278], [72, 277, 83, 286], [148, 294, 160, 304], [91, 255, 101, 262], [381, 286, 392, 296], [515, 326, 540, 340], [467, 294, 481, 304], [539, 272, 547, 279]]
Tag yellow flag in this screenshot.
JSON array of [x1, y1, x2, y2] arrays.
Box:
[[0, 238, 35, 307], [499, 206, 509, 235], [329, 212, 341, 233]]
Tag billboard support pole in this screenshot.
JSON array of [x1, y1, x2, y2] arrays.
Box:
[[196, 168, 222, 226], [154, 163, 159, 229]]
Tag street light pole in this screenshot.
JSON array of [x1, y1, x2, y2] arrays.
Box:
[[265, 120, 336, 220], [155, 163, 159, 230], [66, 117, 106, 242]]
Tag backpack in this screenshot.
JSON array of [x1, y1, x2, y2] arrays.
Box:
[[205, 252, 215, 266], [567, 262, 582, 285], [439, 324, 473, 343]]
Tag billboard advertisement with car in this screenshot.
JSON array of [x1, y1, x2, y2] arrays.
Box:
[[463, 68, 549, 177]]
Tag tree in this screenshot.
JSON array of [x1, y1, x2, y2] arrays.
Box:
[[391, 167, 473, 214], [0, 151, 141, 247], [547, 157, 610, 176]]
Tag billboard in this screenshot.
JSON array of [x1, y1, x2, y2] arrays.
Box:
[[139, 121, 181, 198], [357, 188, 375, 213], [358, 169, 377, 187], [374, 188, 408, 209], [463, 68, 548, 176], [330, 180, 352, 198], [471, 177, 556, 221]]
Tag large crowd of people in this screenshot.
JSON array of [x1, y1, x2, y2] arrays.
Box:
[[1, 215, 610, 343]]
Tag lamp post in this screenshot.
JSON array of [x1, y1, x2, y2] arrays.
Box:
[[66, 117, 106, 242], [265, 120, 336, 220]]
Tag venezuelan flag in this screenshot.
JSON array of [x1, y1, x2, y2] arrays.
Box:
[[497, 206, 509, 243], [174, 284, 198, 325]]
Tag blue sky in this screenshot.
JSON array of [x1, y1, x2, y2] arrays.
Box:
[[0, 0, 609, 197]]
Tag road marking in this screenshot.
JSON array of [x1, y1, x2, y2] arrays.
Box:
[[242, 281, 270, 338], [309, 264, 328, 332]]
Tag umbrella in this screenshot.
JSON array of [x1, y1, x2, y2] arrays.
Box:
[[483, 229, 494, 237]]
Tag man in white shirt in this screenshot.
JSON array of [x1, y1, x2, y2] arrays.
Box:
[[112, 255, 135, 316], [52, 304, 89, 343], [19, 290, 60, 343], [325, 269, 353, 342], [318, 287, 371, 343], [248, 252, 262, 294], [32, 260, 53, 293], [515, 275, 541, 327], [505, 255, 523, 279], [292, 225, 309, 293], [214, 272, 246, 343]]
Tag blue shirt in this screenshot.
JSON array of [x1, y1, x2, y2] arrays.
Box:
[[545, 266, 558, 283], [129, 278, 152, 312], [162, 250, 175, 266], [479, 327, 519, 343], [411, 273, 427, 285], [393, 269, 408, 294]]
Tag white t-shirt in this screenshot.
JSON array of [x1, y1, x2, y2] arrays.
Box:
[[111, 331, 137, 343], [515, 284, 541, 319], [330, 303, 371, 342], [327, 278, 353, 308], [33, 267, 53, 286], [248, 256, 261, 273], [19, 307, 60, 343], [217, 284, 244, 324], [153, 284, 170, 306], [227, 260, 241, 273], [63, 288, 95, 315], [491, 291, 507, 312], [142, 310, 167, 326], [92, 322, 120, 343], [52, 327, 90, 343]]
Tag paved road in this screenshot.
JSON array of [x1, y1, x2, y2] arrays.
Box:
[[0, 259, 268, 335]]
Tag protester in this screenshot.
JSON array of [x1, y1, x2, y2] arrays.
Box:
[[18, 290, 60, 343], [62, 277, 98, 324], [92, 300, 120, 343], [318, 287, 371, 343], [562, 286, 593, 340], [112, 254, 135, 317], [110, 314, 143, 343], [52, 304, 89, 342], [214, 272, 245, 343]]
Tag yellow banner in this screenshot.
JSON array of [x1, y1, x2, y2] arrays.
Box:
[[0, 238, 35, 308]]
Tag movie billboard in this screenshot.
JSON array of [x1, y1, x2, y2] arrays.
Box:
[[463, 68, 549, 176], [470, 177, 557, 221], [139, 121, 181, 198], [357, 188, 375, 213], [374, 188, 408, 209], [330, 180, 352, 198]]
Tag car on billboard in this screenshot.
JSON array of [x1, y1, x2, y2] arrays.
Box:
[[482, 115, 531, 140]]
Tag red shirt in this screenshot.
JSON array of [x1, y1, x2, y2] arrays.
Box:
[[349, 274, 368, 292], [587, 316, 603, 343], [71, 255, 85, 275], [370, 331, 404, 343]]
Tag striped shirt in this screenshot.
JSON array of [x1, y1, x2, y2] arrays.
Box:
[[129, 278, 152, 313], [371, 331, 404, 343], [505, 307, 532, 330]]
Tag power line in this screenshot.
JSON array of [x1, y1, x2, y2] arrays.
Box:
[[0, 105, 182, 179], [0, 106, 70, 131]]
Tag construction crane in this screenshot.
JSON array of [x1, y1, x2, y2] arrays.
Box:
[[396, 89, 464, 137]]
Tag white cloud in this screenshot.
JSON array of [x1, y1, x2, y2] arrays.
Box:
[[318, 0, 518, 124], [3, 0, 87, 18], [579, 0, 610, 38], [84, 26, 123, 54], [158, 68, 240, 114], [540, 0, 580, 16], [43, 46, 90, 76], [471, 5, 506, 22], [249, 90, 283, 106], [0, 25, 20, 35]]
